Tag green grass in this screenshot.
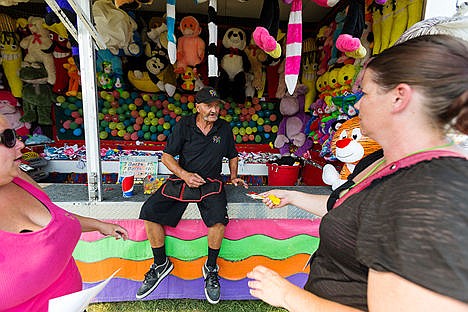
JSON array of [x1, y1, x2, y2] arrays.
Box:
[[88, 299, 285, 312]]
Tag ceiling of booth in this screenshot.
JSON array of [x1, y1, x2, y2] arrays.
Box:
[[141, 0, 333, 23]]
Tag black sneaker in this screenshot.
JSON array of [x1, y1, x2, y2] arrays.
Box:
[[136, 257, 174, 299], [202, 262, 220, 304]]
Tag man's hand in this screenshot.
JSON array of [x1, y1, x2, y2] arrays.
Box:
[[183, 172, 206, 188], [231, 177, 248, 189]]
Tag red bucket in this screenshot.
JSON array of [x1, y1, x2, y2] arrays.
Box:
[[267, 163, 301, 186], [302, 163, 327, 186]]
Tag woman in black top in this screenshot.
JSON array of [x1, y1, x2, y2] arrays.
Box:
[[247, 35, 468, 311]]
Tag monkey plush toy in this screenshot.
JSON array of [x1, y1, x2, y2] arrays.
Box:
[[174, 16, 205, 74]]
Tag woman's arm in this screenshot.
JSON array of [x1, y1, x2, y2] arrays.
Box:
[[247, 265, 362, 312], [367, 270, 468, 312], [260, 189, 329, 218], [74, 214, 129, 240]]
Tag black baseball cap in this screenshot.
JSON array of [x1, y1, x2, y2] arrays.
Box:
[[195, 87, 224, 104]]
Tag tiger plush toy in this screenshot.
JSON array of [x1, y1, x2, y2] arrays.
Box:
[[322, 116, 381, 190]]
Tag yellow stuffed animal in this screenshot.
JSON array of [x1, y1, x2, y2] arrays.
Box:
[[301, 37, 318, 112], [0, 30, 23, 98], [338, 64, 357, 95], [328, 68, 341, 96]]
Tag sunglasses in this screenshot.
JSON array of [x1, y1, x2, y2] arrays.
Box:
[[0, 129, 17, 148]]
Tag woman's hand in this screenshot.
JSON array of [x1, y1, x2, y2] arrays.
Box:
[[247, 265, 298, 308], [260, 189, 292, 209], [98, 222, 129, 240]]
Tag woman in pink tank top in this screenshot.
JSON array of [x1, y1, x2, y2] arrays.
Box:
[[0, 114, 129, 312]]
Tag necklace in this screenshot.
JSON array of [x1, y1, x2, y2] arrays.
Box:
[[341, 139, 455, 197]]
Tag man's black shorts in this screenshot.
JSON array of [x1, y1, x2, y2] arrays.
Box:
[[139, 184, 229, 227]]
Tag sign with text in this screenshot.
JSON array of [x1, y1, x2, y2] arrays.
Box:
[[118, 155, 159, 183]]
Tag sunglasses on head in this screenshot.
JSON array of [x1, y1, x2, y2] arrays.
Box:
[[0, 129, 17, 148]]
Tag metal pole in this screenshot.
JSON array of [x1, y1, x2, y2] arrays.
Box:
[[76, 0, 102, 201]]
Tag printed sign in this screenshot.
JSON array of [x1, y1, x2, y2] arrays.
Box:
[[118, 155, 159, 183]]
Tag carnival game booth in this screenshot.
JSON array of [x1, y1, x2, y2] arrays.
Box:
[[44, 183, 328, 301], [0, 0, 442, 304]]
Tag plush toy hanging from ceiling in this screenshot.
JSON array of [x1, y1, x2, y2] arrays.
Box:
[[42, 22, 72, 94], [207, 0, 218, 86], [284, 0, 303, 95], [166, 0, 177, 64], [20, 16, 56, 86], [252, 0, 282, 60], [394, 14, 468, 45], [335, 0, 367, 59], [44, 0, 79, 59], [353, 0, 374, 66], [147, 16, 169, 51], [0, 14, 23, 98], [19, 63, 54, 125], [174, 16, 205, 74], [244, 36, 268, 98], [284, 0, 340, 95], [301, 37, 319, 112], [218, 27, 249, 104], [63, 56, 80, 96], [92, 0, 142, 56]]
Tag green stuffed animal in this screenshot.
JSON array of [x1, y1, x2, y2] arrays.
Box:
[[19, 64, 54, 125]]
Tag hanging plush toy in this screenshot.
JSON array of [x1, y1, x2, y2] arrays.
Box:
[[42, 22, 72, 94], [0, 15, 23, 98], [284, 0, 303, 95], [63, 57, 80, 97], [322, 116, 381, 189], [207, 0, 218, 86], [252, 0, 282, 59], [20, 16, 56, 86], [328, 9, 347, 66], [19, 64, 54, 125], [92, 0, 142, 56], [147, 16, 168, 52], [218, 27, 249, 104], [244, 37, 268, 98], [353, 2, 373, 66], [44, 0, 79, 59], [174, 16, 205, 74], [316, 24, 334, 75], [301, 38, 319, 112], [274, 84, 313, 157], [335, 0, 367, 59]]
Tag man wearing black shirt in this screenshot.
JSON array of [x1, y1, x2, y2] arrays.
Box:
[[136, 87, 247, 304]]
